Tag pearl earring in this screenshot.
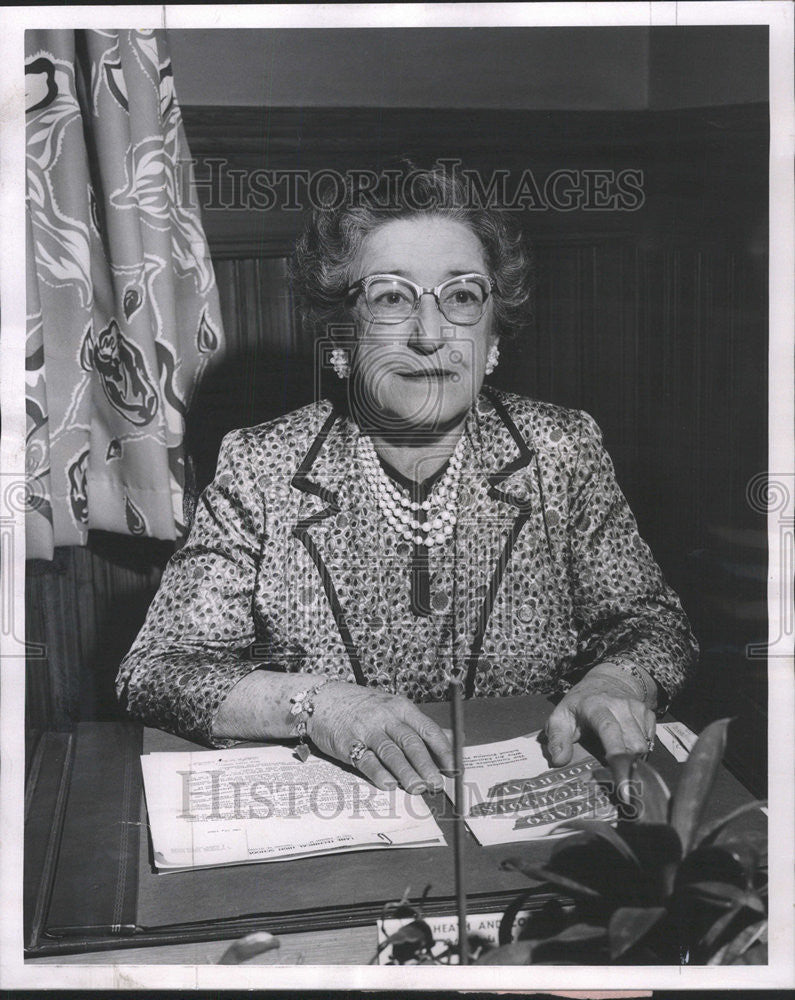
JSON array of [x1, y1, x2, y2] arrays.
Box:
[[485, 343, 500, 376], [329, 347, 350, 379]]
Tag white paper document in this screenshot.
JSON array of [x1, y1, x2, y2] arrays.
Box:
[[443, 731, 615, 846], [141, 745, 446, 870], [657, 720, 698, 762]]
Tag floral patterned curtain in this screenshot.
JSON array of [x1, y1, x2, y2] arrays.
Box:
[[25, 29, 223, 560]]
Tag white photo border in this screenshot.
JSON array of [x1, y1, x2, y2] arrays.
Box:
[[1, 1, 792, 990]]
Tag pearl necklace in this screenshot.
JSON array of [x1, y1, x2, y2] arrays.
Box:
[[359, 433, 465, 547]]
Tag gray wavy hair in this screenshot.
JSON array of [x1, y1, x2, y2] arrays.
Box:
[[290, 162, 534, 339]]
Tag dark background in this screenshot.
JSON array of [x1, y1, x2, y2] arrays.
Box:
[[26, 27, 769, 794]]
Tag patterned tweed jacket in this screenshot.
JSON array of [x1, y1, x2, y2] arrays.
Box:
[[117, 389, 698, 747]]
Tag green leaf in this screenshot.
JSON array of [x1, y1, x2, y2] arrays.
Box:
[[605, 752, 637, 811], [618, 821, 683, 861], [713, 833, 768, 878], [590, 758, 671, 823], [550, 922, 607, 944], [617, 821, 683, 899], [528, 923, 609, 965], [551, 818, 641, 868], [370, 918, 435, 963], [670, 718, 732, 854], [608, 906, 667, 959], [217, 931, 279, 964], [693, 800, 768, 851], [500, 857, 549, 885], [519, 864, 602, 900], [498, 889, 539, 946], [700, 904, 743, 953], [696, 835, 766, 888], [476, 940, 536, 965], [382, 884, 418, 919], [685, 881, 767, 914], [501, 856, 604, 898], [590, 766, 614, 786], [708, 919, 767, 965], [627, 759, 671, 824]]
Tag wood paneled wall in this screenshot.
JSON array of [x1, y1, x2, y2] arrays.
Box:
[[26, 104, 768, 792], [26, 538, 173, 732]]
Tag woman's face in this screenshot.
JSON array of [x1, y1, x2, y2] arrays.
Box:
[[349, 216, 498, 437]]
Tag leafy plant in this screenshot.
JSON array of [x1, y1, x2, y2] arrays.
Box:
[[371, 884, 495, 964], [479, 719, 767, 965]]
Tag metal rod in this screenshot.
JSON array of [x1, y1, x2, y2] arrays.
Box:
[[450, 680, 468, 965]]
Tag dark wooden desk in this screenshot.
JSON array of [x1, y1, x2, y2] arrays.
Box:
[[24, 695, 763, 964], [27, 925, 376, 965]]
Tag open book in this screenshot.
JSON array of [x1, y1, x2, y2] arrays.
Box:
[[141, 745, 445, 871], [443, 730, 616, 846]]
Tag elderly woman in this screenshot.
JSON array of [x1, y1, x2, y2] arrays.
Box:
[[117, 164, 697, 794]]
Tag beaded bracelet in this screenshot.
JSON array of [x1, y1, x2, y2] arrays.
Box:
[[596, 657, 654, 706], [289, 677, 334, 761]]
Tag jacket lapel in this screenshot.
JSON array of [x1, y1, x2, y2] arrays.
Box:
[[458, 389, 541, 696], [289, 408, 367, 685]]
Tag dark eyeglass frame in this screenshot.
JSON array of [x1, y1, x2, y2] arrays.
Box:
[[345, 272, 495, 326]]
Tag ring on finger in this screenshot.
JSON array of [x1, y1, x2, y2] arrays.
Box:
[[349, 740, 368, 767]]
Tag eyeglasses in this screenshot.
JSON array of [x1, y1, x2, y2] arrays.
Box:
[[346, 273, 494, 326]]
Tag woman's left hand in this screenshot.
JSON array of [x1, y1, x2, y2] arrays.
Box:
[[544, 666, 656, 768]]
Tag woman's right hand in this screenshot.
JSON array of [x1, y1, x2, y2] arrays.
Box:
[[308, 682, 454, 794]]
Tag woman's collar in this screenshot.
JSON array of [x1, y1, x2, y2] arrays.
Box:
[[290, 390, 535, 512]]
